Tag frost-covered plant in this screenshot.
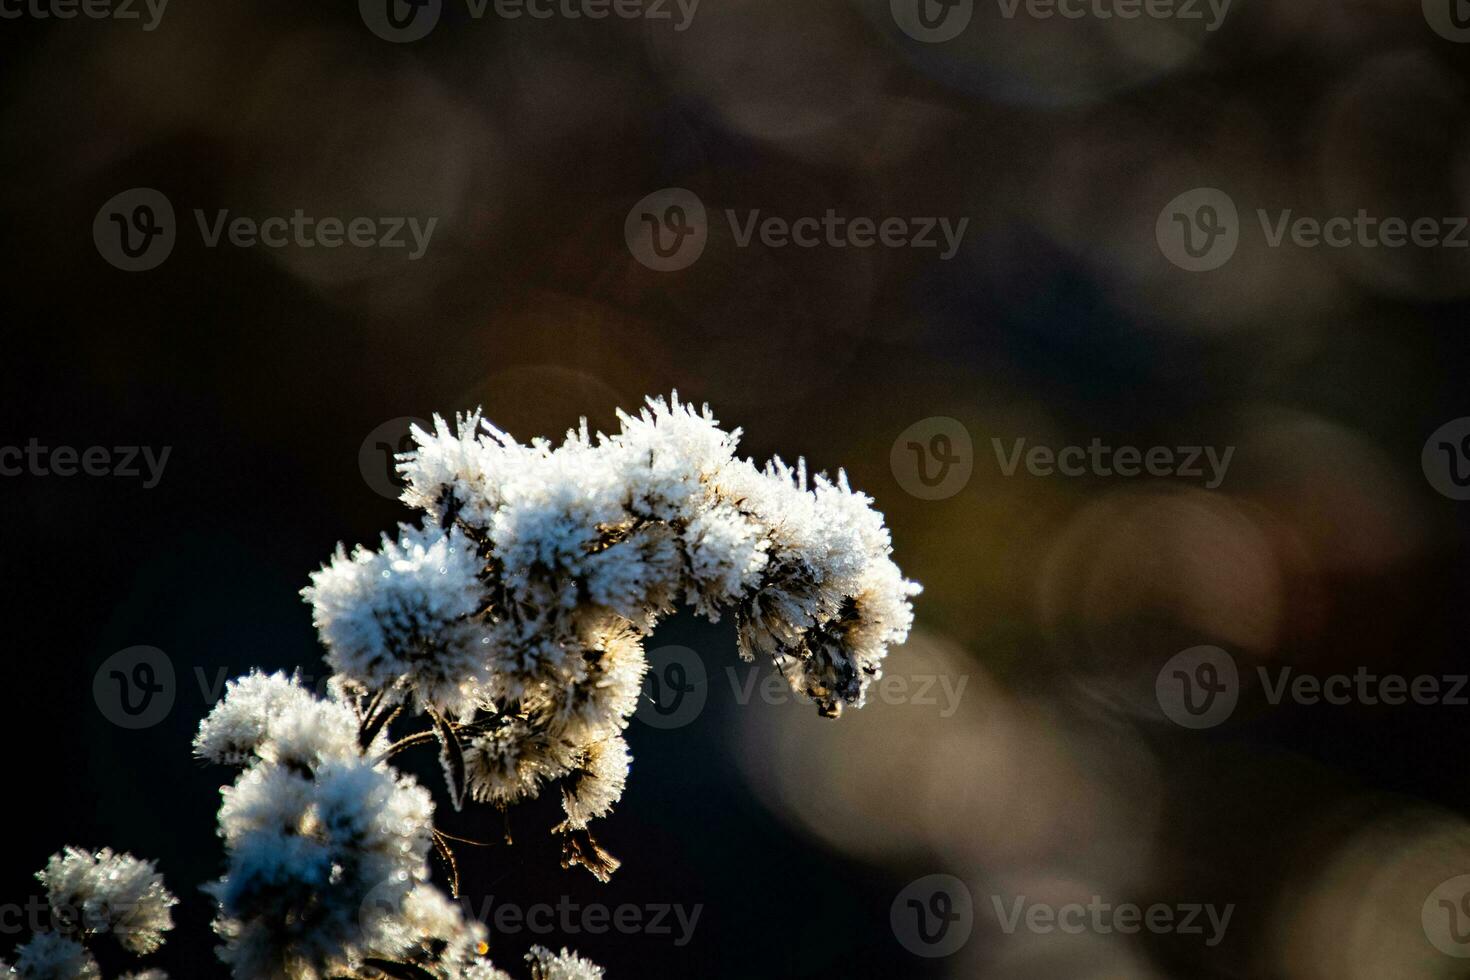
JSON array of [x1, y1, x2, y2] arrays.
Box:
[[13, 395, 919, 980], [302, 395, 917, 839], [1, 848, 177, 980]]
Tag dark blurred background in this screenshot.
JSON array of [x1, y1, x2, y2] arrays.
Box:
[[6, 0, 1470, 976]]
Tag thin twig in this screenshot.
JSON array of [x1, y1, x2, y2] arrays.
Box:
[[377, 717, 507, 761], [379, 730, 437, 759], [434, 828, 494, 847], [431, 830, 461, 898], [359, 702, 401, 751]]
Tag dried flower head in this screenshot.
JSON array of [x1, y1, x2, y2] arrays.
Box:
[[39, 848, 177, 955], [186, 394, 918, 978]]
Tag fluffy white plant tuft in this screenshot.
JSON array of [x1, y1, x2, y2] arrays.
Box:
[[11, 395, 918, 980], [304, 525, 493, 720], [525, 947, 604, 980], [2, 848, 176, 980], [38, 848, 176, 955]]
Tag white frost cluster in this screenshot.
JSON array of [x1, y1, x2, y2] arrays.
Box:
[[1, 848, 175, 980], [206, 757, 436, 978], [177, 394, 917, 979], [7, 932, 99, 980], [194, 671, 365, 769], [200, 677, 439, 978], [304, 525, 493, 719], [309, 395, 918, 828], [557, 738, 631, 832], [39, 848, 176, 954], [384, 885, 499, 979], [196, 676, 556, 980], [526, 947, 604, 980]]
